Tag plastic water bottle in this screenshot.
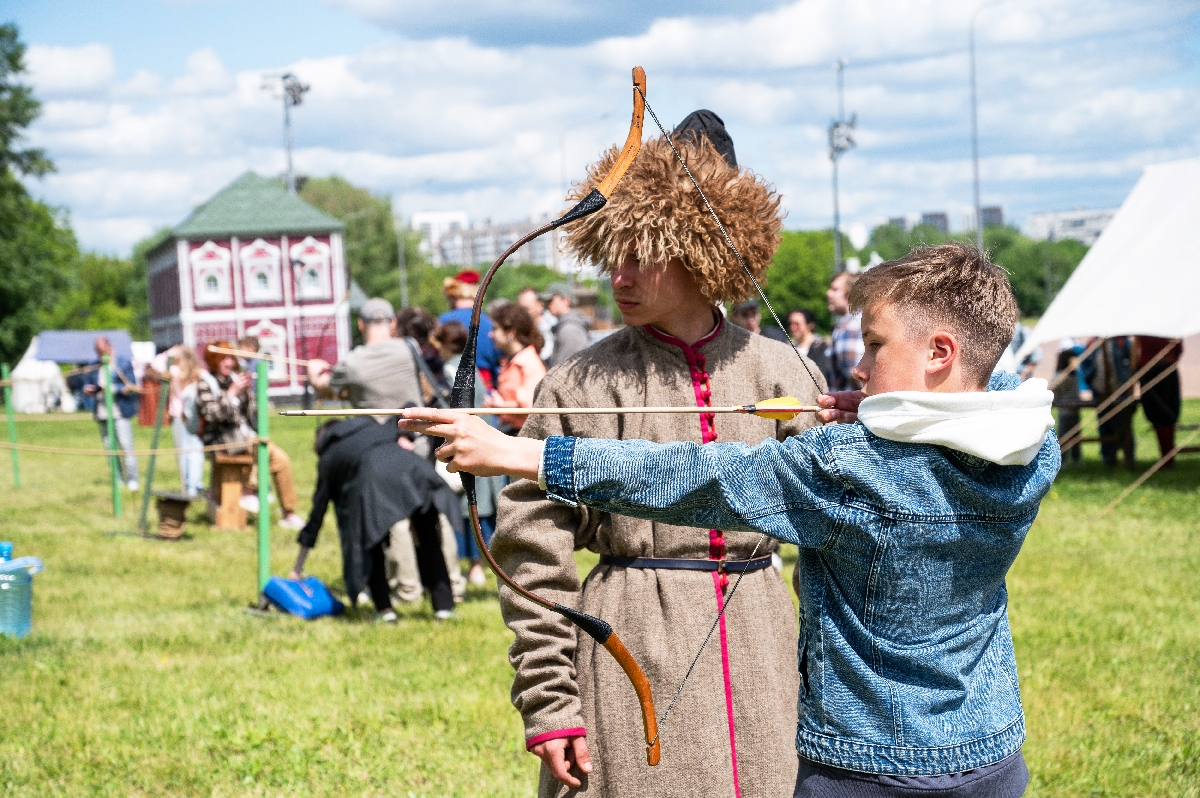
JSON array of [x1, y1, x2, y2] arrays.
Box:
[[0, 542, 33, 639]]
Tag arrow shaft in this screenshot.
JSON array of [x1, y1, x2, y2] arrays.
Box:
[[281, 405, 819, 418]]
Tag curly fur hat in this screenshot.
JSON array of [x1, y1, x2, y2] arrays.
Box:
[[560, 134, 784, 304]]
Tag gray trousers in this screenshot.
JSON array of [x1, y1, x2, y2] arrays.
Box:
[[97, 417, 138, 483], [386, 513, 465, 604]]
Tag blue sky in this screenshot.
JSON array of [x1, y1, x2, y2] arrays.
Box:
[[8, 0, 1200, 255]]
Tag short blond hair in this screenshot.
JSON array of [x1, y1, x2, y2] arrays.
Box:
[[849, 243, 1018, 385]]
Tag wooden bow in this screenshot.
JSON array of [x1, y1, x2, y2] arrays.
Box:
[[450, 66, 661, 767]]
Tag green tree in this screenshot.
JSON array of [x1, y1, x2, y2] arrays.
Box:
[[0, 24, 76, 363], [43, 246, 153, 338], [855, 222, 1087, 318], [761, 229, 842, 333], [0, 24, 52, 179]]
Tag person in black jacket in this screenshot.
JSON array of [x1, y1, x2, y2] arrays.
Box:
[[290, 417, 462, 621]]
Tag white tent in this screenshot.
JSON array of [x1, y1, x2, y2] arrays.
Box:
[[1017, 157, 1200, 362], [10, 342, 76, 414]]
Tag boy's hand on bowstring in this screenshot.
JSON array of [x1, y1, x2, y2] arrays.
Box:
[[399, 408, 543, 481], [817, 391, 864, 424]]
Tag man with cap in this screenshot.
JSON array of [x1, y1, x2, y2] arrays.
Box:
[[541, 282, 591, 368], [728, 298, 761, 334], [491, 110, 824, 797], [308, 298, 425, 427], [308, 297, 466, 605], [439, 270, 500, 388]]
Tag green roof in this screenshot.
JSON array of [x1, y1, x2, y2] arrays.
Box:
[[173, 172, 344, 239]]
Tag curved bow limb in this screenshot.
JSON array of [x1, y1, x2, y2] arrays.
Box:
[[451, 67, 661, 767]]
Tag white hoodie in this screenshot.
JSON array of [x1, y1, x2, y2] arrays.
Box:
[[856, 377, 1055, 467]]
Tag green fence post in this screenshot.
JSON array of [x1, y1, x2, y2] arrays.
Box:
[[137, 357, 171, 535], [102, 356, 121, 517], [2, 363, 19, 489], [256, 360, 270, 594]]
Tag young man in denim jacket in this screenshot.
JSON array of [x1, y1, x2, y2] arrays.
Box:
[[403, 242, 1059, 797]]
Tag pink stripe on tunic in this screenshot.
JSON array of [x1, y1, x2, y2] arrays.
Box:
[[643, 317, 742, 797]]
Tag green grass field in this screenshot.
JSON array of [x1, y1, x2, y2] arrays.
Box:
[[0, 404, 1197, 796]]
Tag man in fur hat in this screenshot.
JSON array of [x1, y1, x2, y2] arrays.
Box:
[[492, 111, 825, 797]]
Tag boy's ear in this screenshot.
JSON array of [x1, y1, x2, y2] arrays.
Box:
[[926, 330, 959, 376]]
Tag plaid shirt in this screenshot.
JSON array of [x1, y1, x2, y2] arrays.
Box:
[[829, 312, 864, 391]]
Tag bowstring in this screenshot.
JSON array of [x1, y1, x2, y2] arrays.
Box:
[[635, 85, 824, 397], [637, 86, 821, 747]]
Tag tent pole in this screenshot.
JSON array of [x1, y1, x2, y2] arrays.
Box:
[[103, 356, 122, 518], [1100, 426, 1200, 517], [2, 363, 19, 489], [137, 358, 172, 535]]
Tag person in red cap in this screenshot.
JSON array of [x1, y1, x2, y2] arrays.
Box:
[[439, 269, 500, 389]]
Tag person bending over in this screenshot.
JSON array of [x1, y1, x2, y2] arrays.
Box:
[[402, 243, 1058, 798]]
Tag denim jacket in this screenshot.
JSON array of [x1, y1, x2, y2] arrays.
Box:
[[540, 376, 1060, 775]]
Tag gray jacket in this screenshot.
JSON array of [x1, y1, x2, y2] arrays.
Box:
[[548, 310, 590, 367]]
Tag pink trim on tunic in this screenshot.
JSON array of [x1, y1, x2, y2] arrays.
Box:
[[525, 727, 587, 750], [643, 315, 742, 797]]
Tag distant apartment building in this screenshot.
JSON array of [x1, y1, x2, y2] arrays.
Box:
[[1024, 208, 1116, 245], [887, 216, 908, 231], [412, 211, 560, 268], [921, 212, 949, 234], [980, 206, 1004, 228]]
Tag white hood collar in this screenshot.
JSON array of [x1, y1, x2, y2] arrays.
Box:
[[856, 378, 1055, 466]]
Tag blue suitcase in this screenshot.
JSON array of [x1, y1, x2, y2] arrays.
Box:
[[262, 576, 345, 619]]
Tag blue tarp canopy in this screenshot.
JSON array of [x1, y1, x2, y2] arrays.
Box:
[[34, 330, 134, 363]]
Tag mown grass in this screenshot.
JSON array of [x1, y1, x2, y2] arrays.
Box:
[[0, 404, 1197, 796]]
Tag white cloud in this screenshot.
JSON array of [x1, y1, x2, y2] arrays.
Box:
[[25, 44, 116, 95], [21, 0, 1200, 255]]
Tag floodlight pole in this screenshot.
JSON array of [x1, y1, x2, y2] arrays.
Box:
[[970, 1, 1003, 252], [265, 73, 310, 195], [828, 59, 856, 272]]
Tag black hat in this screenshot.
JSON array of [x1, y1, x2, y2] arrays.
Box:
[[672, 109, 737, 168]]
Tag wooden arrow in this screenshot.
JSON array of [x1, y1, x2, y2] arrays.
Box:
[[280, 396, 819, 421]]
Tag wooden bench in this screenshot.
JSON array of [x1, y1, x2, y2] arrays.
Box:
[[209, 453, 255, 530]]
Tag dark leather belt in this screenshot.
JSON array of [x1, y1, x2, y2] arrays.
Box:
[[599, 554, 774, 574]]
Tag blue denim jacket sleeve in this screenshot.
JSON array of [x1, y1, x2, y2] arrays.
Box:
[[541, 432, 844, 548]]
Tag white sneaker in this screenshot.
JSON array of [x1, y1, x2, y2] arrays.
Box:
[[239, 495, 260, 514], [277, 513, 306, 531], [375, 610, 398, 624], [434, 609, 457, 621], [127, 480, 139, 492]]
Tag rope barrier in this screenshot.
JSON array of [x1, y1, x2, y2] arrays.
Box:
[[0, 438, 262, 457], [0, 363, 103, 387]]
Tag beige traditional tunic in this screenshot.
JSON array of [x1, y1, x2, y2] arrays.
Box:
[[493, 316, 826, 798]]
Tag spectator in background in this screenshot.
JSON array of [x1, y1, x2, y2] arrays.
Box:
[[291, 418, 462, 622], [307, 298, 426, 446], [1092, 336, 1136, 468], [994, 322, 1042, 380], [518, 286, 556, 362], [1137, 336, 1184, 468], [485, 304, 547, 433], [787, 308, 833, 385], [440, 270, 500, 389], [432, 319, 505, 586], [235, 336, 260, 373], [1052, 338, 1095, 468], [152, 344, 205, 497], [728, 298, 761, 333], [81, 335, 140, 491], [542, 282, 591, 368], [199, 342, 306, 530], [398, 306, 445, 384], [826, 270, 864, 391]]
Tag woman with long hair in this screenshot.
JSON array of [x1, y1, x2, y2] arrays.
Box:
[[484, 304, 546, 433], [152, 344, 205, 497]]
